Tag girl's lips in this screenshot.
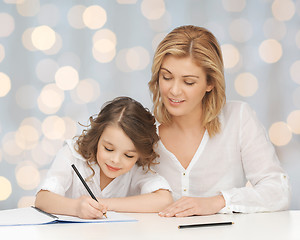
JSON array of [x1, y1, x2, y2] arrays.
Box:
[[106, 164, 121, 172]]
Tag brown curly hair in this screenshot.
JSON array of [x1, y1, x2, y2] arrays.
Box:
[[75, 97, 159, 178]]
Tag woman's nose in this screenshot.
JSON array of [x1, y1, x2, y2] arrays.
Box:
[[170, 80, 181, 96]]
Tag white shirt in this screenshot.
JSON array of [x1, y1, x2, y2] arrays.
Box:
[[38, 139, 171, 199], [153, 101, 291, 213]]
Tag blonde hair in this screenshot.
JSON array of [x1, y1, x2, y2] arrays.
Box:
[[148, 25, 226, 137]]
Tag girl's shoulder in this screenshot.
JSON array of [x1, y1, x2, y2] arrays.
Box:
[[61, 139, 86, 161]]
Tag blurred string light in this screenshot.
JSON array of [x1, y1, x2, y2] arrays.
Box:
[[37, 83, 64, 114], [0, 44, 4, 62], [71, 78, 101, 104], [117, 0, 137, 4], [0, 13, 15, 37], [116, 47, 150, 72], [68, 5, 86, 29], [269, 122, 293, 146], [290, 61, 300, 85], [229, 18, 253, 43], [221, 44, 240, 69], [55, 66, 79, 91], [31, 25, 56, 50], [16, 0, 40, 16], [259, 39, 282, 63], [15, 161, 40, 190], [222, 0, 246, 12], [0, 72, 11, 97], [141, 0, 166, 20], [82, 5, 107, 29], [0, 177, 12, 201], [234, 73, 258, 97], [271, 0, 295, 21], [92, 29, 117, 63], [263, 18, 286, 40], [287, 110, 300, 134]]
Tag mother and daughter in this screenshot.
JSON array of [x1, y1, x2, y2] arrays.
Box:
[[35, 25, 290, 218]]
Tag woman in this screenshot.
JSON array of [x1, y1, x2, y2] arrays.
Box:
[[149, 25, 290, 217]]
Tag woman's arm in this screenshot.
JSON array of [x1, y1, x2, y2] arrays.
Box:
[[35, 190, 107, 219], [100, 189, 173, 213], [158, 195, 225, 217]]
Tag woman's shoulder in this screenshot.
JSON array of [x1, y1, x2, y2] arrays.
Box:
[[221, 100, 254, 117]]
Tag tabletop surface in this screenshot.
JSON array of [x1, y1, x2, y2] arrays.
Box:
[[1, 210, 299, 240]]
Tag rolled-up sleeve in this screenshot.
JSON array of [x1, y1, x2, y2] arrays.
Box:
[[219, 103, 291, 213], [37, 144, 73, 196], [129, 165, 172, 195]]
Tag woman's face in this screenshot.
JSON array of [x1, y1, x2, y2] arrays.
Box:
[[96, 125, 139, 180], [158, 55, 213, 119]]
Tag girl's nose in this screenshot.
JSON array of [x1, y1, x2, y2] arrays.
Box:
[[110, 153, 121, 164]]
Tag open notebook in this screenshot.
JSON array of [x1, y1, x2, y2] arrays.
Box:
[[0, 207, 137, 226]]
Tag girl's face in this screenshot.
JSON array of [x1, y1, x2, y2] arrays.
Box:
[[96, 125, 139, 181], [158, 55, 214, 119]]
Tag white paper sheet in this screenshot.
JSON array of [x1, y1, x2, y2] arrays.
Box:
[[0, 207, 137, 226]]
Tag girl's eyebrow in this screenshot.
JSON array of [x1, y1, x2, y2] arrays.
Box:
[[102, 139, 137, 152], [160, 67, 199, 78]]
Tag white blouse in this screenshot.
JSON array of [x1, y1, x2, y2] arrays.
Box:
[[153, 101, 291, 213], [38, 139, 171, 199]]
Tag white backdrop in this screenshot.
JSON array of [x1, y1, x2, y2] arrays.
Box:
[[0, 0, 299, 210]]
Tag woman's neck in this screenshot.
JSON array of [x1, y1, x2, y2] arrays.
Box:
[[170, 112, 204, 133]]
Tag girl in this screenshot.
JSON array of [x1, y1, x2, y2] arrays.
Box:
[[35, 97, 173, 219], [148, 25, 290, 217]]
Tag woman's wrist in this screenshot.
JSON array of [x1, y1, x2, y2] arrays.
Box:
[[214, 195, 226, 212]]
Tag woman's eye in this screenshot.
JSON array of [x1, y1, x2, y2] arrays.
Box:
[[185, 81, 195, 86], [104, 147, 113, 152], [125, 154, 134, 159], [162, 75, 172, 80]]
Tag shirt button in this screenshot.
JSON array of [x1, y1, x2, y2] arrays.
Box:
[[183, 173, 186, 176], [183, 189, 187, 192]]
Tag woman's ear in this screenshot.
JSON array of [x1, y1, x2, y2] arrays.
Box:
[[206, 84, 214, 92]]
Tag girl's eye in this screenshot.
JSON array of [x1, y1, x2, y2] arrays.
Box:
[[125, 154, 134, 159], [104, 147, 113, 152]]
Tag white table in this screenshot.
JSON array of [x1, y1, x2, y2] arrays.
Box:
[[1, 211, 299, 240]]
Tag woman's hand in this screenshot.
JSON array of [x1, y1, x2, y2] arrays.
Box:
[[75, 195, 107, 219], [158, 195, 225, 217]]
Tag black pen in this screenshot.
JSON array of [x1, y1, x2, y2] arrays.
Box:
[[178, 221, 234, 229], [71, 164, 107, 218]]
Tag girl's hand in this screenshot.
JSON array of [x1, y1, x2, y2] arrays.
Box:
[[75, 195, 107, 219], [158, 195, 225, 217]]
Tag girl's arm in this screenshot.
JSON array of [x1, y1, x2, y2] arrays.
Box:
[[100, 189, 173, 213], [35, 190, 107, 219]]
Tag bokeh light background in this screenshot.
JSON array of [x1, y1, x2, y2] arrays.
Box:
[[0, 0, 299, 210]]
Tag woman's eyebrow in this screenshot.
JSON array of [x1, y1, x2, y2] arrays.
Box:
[[160, 67, 171, 73], [161, 67, 199, 78], [182, 75, 199, 78]]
